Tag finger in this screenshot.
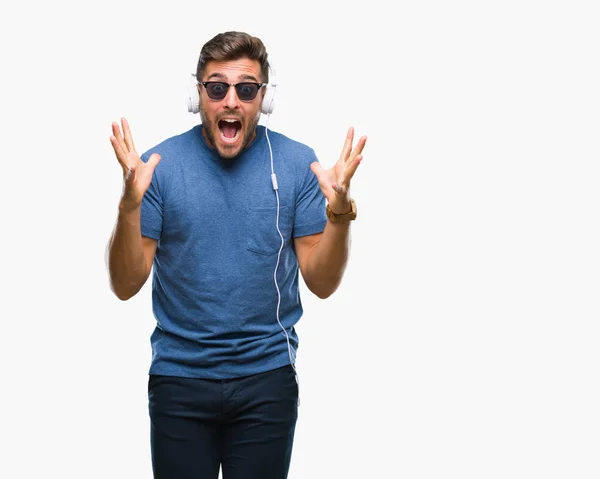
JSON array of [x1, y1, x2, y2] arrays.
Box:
[[121, 117, 136, 153], [332, 182, 347, 196], [337, 144, 365, 187], [111, 121, 127, 153], [310, 161, 325, 177], [125, 165, 135, 182], [344, 153, 363, 181], [109, 134, 129, 171], [338, 126, 355, 163], [346, 134, 367, 164], [147, 153, 162, 171], [310, 161, 332, 192]]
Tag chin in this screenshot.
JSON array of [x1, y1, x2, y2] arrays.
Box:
[[217, 145, 243, 160]]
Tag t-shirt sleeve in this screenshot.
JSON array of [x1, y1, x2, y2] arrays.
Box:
[[293, 149, 327, 238], [140, 151, 163, 240]]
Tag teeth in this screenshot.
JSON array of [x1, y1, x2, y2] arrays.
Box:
[[223, 119, 238, 123]]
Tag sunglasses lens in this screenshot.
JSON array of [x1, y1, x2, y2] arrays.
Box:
[[203, 82, 262, 101], [236, 83, 260, 101], [205, 82, 228, 100]]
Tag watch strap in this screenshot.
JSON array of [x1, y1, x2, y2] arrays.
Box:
[[326, 198, 357, 223]]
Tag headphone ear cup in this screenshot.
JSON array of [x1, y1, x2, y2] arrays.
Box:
[[187, 74, 200, 114], [261, 84, 276, 115]]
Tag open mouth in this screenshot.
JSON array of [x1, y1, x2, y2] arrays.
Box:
[[218, 119, 242, 143]]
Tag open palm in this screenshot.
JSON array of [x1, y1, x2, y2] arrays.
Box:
[[110, 117, 161, 211], [310, 126, 367, 213]]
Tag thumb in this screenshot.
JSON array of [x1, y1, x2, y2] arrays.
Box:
[[310, 161, 324, 177], [147, 153, 161, 170]]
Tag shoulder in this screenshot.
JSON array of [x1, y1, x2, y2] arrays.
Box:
[[260, 127, 317, 165], [261, 127, 313, 151], [141, 125, 202, 164]]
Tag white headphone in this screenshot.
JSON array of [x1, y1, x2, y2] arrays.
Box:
[[187, 65, 277, 115]]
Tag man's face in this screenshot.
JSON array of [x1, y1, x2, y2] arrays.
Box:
[[198, 58, 265, 160]]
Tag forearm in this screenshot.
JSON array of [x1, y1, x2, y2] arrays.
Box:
[[303, 220, 351, 299], [106, 205, 150, 300]]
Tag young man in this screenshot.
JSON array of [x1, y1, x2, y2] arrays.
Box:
[[107, 31, 366, 479]]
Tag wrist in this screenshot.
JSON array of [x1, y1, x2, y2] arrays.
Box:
[[326, 198, 357, 223], [329, 201, 352, 215], [118, 199, 142, 216]]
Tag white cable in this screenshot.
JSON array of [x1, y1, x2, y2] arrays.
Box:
[[264, 115, 300, 404]]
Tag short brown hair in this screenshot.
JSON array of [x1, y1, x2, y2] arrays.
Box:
[[196, 31, 270, 83]]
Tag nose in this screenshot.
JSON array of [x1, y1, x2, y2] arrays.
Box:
[[222, 84, 241, 109]]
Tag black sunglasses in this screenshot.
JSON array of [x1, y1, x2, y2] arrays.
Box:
[[200, 81, 267, 102]]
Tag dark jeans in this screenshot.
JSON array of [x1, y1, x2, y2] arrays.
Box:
[[148, 365, 299, 479]]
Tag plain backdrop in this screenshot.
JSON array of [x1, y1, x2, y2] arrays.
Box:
[[1, 0, 599, 478]]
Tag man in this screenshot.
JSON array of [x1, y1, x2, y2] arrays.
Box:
[[106, 31, 366, 479]]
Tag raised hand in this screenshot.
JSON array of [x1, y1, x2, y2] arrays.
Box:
[[310, 127, 367, 214], [110, 117, 161, 212]]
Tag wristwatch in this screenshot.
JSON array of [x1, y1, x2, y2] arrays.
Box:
[[326, 198, 357, 223]]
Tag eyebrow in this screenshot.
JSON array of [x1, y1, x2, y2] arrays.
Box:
[[205, 72, 260, 82]]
